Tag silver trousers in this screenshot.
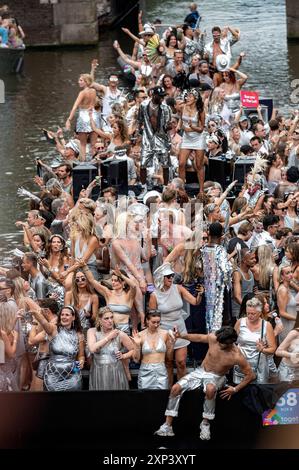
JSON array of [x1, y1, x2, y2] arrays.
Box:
[[165, 366, 226, 420]]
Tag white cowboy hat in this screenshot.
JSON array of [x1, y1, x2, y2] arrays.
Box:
[[139, 24, 155, 36], [215, 54, 230, 72]]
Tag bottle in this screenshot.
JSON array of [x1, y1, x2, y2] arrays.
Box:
[[72, 361, 80, 373], [111, 347, 120, 362], [272, 311, 283, 328]]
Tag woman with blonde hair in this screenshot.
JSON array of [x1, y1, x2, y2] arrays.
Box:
[[67, 211, 100, 281], [87, 306, 134, 390], [0, 301, 19, 391], [277, 264, 297, 343], [252, 244, 279, 294], [65, 73, 100, 160], [111, 212, 150, 329], [208, 87, 227, 117]]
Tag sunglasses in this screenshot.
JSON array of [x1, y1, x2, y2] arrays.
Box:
[[75, 276, 86, 282], [164, 274, 174, 279]]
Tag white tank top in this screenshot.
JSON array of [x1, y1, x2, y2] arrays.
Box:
[[102, 87, 121, 118]]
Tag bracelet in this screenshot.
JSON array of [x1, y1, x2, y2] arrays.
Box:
[[232, 387, 237, 393]]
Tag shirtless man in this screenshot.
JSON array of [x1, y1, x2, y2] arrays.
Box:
[[155, 326, 255, 440], [65, 74, 99, 160]]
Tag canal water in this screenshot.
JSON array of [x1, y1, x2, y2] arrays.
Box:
[[0, 0, 298, 261]]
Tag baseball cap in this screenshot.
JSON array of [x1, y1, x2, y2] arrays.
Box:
[[152, 86, 167, 97]]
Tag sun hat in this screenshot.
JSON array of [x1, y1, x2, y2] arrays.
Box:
[[215, 54, 230, 72], [139, 24, 155, 36]]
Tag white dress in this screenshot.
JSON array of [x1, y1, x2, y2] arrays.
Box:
[[181, 111, 206, 150], [153, 284, 190, 350]]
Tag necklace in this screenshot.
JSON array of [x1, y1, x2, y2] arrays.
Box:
[[150, 102, 159, 110]]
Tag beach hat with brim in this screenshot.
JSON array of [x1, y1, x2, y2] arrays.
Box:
[[215, 54, 230, 72], [139, 24, 155, 36]]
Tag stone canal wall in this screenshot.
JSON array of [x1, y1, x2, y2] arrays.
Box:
[[6, 0, 138, 47], [286, 0, 299, 39]]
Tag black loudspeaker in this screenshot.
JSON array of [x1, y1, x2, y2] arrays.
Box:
[[101, 159, 128, 195], [243, 98, 273, 124], [233, 157, 255, 188], [72, 163, 100, 202], [186, 170, 198, 184], [259, 98, 273, 122], [208, 157, 232, 189]]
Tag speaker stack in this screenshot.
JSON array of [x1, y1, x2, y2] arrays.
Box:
[[72, 162, 101, 202], [208, 156, 232, 189], [233, 157, 255, 190], [101, 159, 128, 196]]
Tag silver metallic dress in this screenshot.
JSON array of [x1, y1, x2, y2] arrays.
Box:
[[89, 331, 129, 390], [43, 328, 82, 391], [202, 245, 232, 333], [76, 108, 101, 133]]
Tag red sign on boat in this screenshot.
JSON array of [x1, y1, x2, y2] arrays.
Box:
[[240, 90, 259, 108]]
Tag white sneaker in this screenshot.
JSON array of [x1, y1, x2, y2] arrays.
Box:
[[154, 422, 175, 437], [199, 421, 211, 440]]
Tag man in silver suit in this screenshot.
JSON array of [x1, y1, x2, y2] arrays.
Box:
[[138, 86, 172, 188]]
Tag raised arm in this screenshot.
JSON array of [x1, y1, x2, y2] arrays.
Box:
[[112, 239, 143, 282], [178, 331, 208, 343], [89, 110, 112, 139], [121, 27, 144, 46], [215, 180, 237, 207], [0, 330, 18, 359], [90, 59, 98, 82], [81, 263, 110, 298], [230, 67, 247, 88], [177, 284, 203, 306], [112, 265, 137, 300], [113, 40, 141, 69], [30, 308, 57, 337], [164, 242, 185, 264]]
